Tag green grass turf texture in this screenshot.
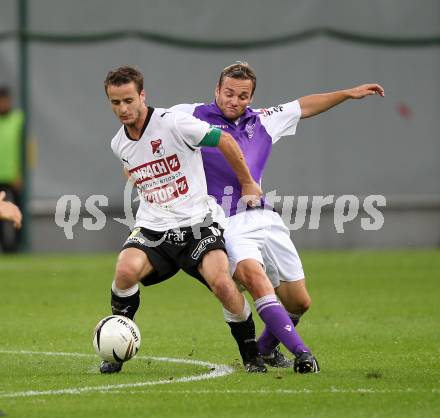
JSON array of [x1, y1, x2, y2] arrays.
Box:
[[0, 250, 439, 418]]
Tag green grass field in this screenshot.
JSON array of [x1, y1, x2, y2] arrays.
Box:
[[0, 250, 439, 418]]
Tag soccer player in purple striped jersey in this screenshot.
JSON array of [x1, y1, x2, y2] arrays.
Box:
[[172, 62, 384, 373]]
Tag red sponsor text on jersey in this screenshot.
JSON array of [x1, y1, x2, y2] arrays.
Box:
[[166, 154, 181, 172], [129, 154, 181, 185], [142, 176, 189, 204]]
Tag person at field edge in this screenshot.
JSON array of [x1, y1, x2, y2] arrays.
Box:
[[171, 62, 384, 369], [0, 191, 22, 229], [101, 66, 315, 374], [0, 86, 25, 252]]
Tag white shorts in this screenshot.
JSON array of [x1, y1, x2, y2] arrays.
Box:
[[224, 209, 305, 288]]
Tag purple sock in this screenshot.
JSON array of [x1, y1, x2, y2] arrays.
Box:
[[257, 325, 279, 354], [255, 295, 308, 356], [258, 314, 302, 354]]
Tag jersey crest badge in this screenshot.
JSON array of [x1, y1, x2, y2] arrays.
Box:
[[151, 139, 165, 157], [245, 123, 256, 140]]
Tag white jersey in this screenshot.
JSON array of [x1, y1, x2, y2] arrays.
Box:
[[111, 107, 225, 231]]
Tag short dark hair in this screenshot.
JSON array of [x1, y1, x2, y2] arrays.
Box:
[[104, 66, 144, 95], [218, 62, 257, 96]]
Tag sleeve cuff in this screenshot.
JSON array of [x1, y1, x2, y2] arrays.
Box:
[[198, 127, 221, 147]]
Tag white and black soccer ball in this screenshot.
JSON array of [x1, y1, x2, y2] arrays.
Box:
[[93, 315, 141, 362]]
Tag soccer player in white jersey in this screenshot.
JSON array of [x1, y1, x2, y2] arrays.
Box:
[[101, 66, 272, 374], [171, 62, 384, 370]]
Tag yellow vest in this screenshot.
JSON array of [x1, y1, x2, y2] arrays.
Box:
[[0, 110, 24, 182]]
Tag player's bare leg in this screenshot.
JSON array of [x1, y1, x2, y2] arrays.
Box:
[[276, 279, 311, 325], [198, 250, 266, 372], [114, 247, 154, 290], [100, 248, 154, 374], [234, 258, 275, 298], [111, 247, 154, 319], [198, 249, 246, 314], [234, 259, 319, 373]]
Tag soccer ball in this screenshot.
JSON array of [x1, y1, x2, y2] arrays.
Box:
[[93, 315, 141, 362]]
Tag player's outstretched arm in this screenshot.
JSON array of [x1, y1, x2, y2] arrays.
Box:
[[217, 132, 263, 207], [298, 83, 385, 119], [0, 191, 22, 228]]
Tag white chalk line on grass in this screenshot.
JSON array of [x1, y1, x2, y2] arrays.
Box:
[[1, 350, 438, 399], [102, 388, 440, 395], [0, 349, 234, 398]]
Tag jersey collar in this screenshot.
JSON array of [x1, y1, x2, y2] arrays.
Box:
[[124, 106, 155, 141]]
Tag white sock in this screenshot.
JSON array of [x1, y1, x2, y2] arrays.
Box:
[[222, 297, 251, 322], [111, 280, 139, 297]]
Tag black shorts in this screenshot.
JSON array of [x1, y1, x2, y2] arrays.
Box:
[[122, 219, 225, 288]]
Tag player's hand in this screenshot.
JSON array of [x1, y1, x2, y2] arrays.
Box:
[[346, 84, 385, 99], [241, 181, 263, 208], [0, 191, 22, 229]]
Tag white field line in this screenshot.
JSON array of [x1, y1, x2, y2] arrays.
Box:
[[0, 349, 234, 398], [1, 350, 438, 399], [102, 388, 440, 395]]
